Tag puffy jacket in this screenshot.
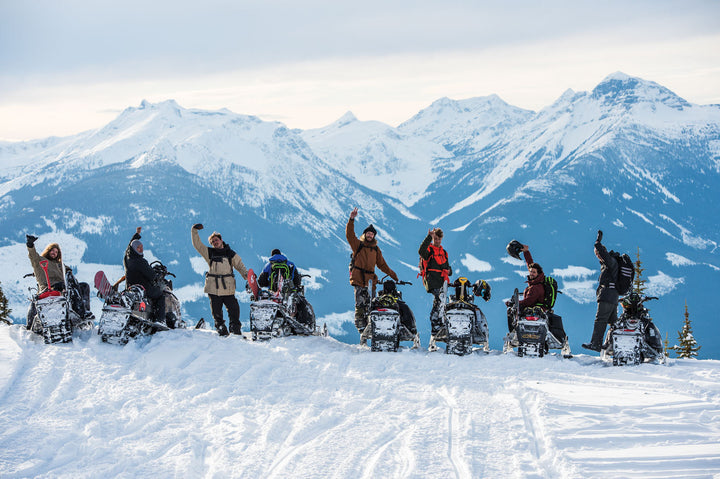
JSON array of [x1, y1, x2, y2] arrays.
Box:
[[418, 234, 452, 291], [346, 218, 397, 287], [123, 232, 162, 299], [518, 250, 547, 310], [258, 254, 301, 290], [595, 239, 619, 304], [191, 227, 248, 296], [27, 243, 66, 293]]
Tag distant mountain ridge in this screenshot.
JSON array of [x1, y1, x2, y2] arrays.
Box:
[[1, 72, 718, 357]]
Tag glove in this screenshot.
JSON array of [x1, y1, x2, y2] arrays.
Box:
[[26, 234, 38, 247], [193, 223, 204, 230], [505, 300, 512, 307], [596, 230, 603, 242]]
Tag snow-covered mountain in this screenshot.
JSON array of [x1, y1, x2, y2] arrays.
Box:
[[301, 112, 453, 207], [2, 326, 720, 477], [0, 72, 718, 358]]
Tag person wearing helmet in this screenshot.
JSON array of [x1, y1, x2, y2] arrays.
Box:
[[346, 207, 398, 341], [582, 230, 618, 352]]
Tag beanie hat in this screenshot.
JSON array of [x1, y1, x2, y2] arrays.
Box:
[[131, 240, 143, 255], [363, 224, 377, 236], [271, 249, 281, 256]]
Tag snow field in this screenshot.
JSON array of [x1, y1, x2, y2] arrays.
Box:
[[1, 326, 719, 478]]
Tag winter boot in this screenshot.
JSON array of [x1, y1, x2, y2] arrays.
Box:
[[561, 336, 572, 358], [216, 323, 229, 337], [412, 333, 421, 350], [428, 335, 439, 352]]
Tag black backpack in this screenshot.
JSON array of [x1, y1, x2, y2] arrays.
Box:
[[610, 251, 634, 295]]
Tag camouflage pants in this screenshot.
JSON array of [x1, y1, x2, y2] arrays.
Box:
[[353, 286, 371, 332], [429, 288, 446, 335]]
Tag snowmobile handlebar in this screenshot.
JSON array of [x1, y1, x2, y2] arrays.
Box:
[[379, 274, 411, 286]]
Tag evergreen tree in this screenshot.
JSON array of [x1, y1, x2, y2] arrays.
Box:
[[0, 280, 11, 325], [663, 332, 670, 358], [633, 247, 647, 295], [674, 301, 700, 359]]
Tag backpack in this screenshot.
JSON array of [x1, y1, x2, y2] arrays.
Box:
[[269, 260, 293, 291], [610, 251, 635, 295], [541, 276, 559, 309], [418, 245, 449, 289]]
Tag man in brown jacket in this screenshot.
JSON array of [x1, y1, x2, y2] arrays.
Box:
[[191, 224, 248, 336], [346, 207, 398, 339]]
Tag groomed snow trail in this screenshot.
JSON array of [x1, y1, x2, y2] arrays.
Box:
[[1, 326, 719, 478]]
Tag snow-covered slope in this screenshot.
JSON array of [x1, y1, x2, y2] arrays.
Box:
[[1, 326, 719, 478], [301, 112, 453, 207]]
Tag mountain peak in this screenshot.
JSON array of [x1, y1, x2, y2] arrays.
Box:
[[334, 111, 358, 127], [591, 73, 690, 109]]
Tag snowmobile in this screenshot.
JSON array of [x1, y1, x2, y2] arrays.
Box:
[[97, 261, 183, 345], [431, 278, 490, 355], [601, 293, 665, 366], [360, 276, 419, 352], [247, 270, 324, 341], [503, 288, 570, 358], [25, 260, 94, 344]]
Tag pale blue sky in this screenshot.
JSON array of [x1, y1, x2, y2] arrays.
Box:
[[1, 0, 718, 140]]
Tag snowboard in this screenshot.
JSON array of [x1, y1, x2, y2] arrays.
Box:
[[94, 271, 113, 299], [247, 268, 259, 299]]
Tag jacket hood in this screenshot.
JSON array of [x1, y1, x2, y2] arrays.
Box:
[[269, 253, 289, 262]]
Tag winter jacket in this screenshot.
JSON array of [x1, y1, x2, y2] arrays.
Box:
[[418, 234, 452, 291], [346, 218, 397, 287], [27, 243, 66, 293], [518, 250, 546, 310], [258, 254, 301, 290], [191, 227, 248, 296], [123, 233, 162, 299], [594, 239, 619, 304]]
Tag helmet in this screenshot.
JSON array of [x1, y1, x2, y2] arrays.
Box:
[[381, 280, 397, 296], [506, 240, 523, 260]]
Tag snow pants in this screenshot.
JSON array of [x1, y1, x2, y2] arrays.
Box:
[[353, 286, 370, 332], [428, 288, 446, 335], [593, 300, 618, 347], [209, 293, 241, 336]]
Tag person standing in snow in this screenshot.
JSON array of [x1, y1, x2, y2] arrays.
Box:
[[124, 226, 165, 324], [418, 228, 452, 343], [582, 230, 618, 352], [191, 224, 248, 336], [346, 207, 398, 341]]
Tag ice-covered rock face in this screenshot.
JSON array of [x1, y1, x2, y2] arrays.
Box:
[[1, 72, 719, 358]]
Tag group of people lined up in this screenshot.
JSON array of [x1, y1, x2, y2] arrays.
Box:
[[24, 207, 635, 350], [346, 208, 637, 350]]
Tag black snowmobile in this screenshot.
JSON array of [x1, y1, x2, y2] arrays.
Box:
[[601, 293, 665, 366], [25, 261, 94, 344], [360, 276, 419, 352], [429, 277, 491, 355], [248, 272, 324, 341], [97, 261, 183, 345], [503, 288, 571, 358]]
